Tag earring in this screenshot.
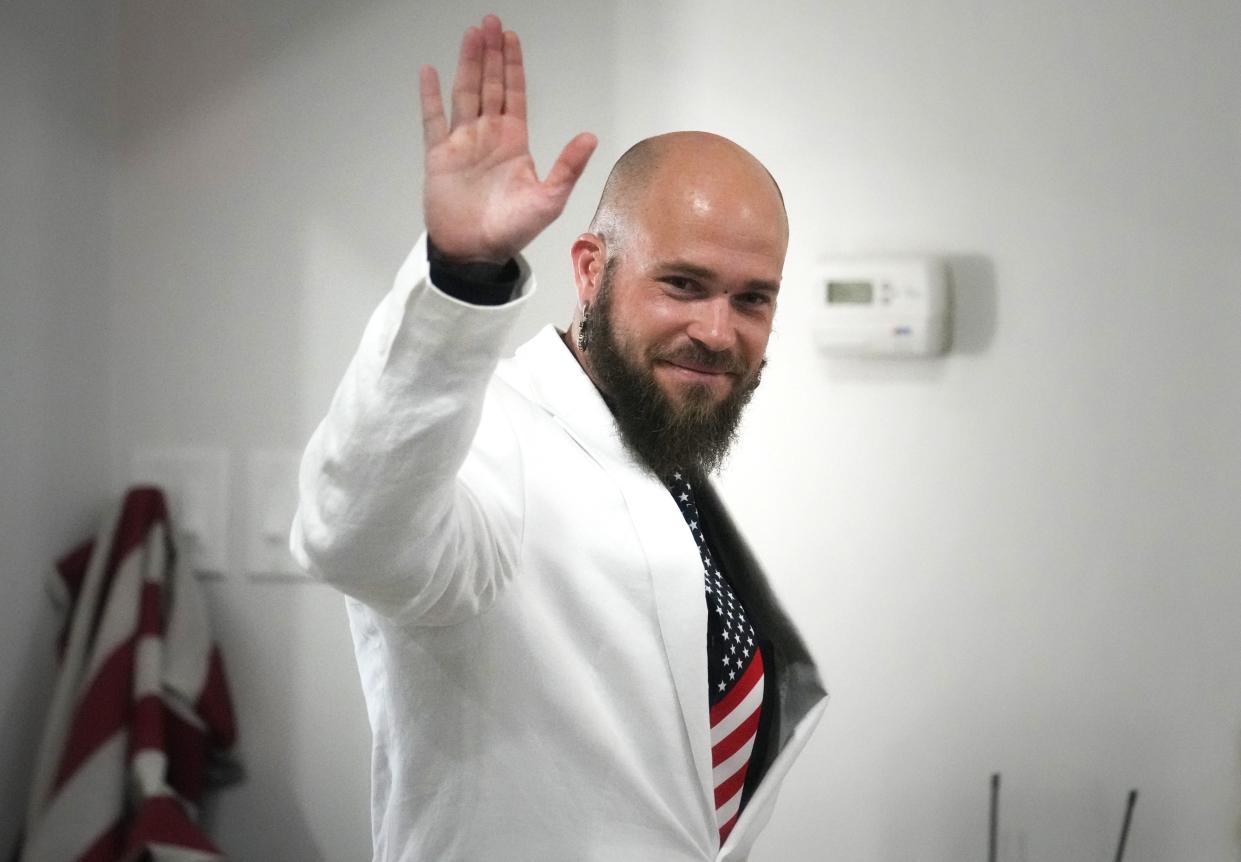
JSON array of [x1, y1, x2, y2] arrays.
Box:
[[577, 301, 592, 352]]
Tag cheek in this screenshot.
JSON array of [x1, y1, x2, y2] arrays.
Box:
[[624, 298, 696, 354], [737, 321, 772, 366], [642, 295, 696, 329]]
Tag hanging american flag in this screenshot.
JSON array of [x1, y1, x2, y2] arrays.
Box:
[[665, 471, 765, 846], [18, 487, 240, 862]]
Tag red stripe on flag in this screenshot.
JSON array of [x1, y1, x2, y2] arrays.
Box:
[[710, 648, 764, 726], [105, 488, 169, 576], [125, 795, 222, 856], [197, 646, 238, 749], [130, 693, 166, 757], [54, 540, 94, 606], [53, 540, 95, 659], [52, 635, 137, 793], [88, 489, 169, 647], [711, 705, 762, 767], [78, 818, 126, 862], [162, 702, 209, 802], [714, 762, 750, 808], [137, 581, 164, 637]]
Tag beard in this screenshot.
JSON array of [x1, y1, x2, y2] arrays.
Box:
[[584, 264, 765, 481]]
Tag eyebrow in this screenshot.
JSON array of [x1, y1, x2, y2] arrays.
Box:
[[659, 260, 782, 295]]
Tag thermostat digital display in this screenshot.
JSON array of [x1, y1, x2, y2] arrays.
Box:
[[827, 281, 875, 304]]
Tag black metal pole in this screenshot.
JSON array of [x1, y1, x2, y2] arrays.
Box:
[[1114, 789, 1138, 862], [989, 773, 1000, 862]]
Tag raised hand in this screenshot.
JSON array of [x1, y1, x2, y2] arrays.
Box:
[[420, 15, 597, 264]]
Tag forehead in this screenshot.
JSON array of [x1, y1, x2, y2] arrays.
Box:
[[623, 165, 788, 280]]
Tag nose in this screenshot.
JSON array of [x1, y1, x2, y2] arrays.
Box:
[[685, 295, 739, 354]]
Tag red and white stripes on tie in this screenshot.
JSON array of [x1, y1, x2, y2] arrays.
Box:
[[711, 647, 764, 844]]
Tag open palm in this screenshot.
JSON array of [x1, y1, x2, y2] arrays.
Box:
[[420, 16, 597, 263]]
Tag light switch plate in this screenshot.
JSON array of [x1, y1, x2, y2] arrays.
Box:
[[244, 448, 305, 578], [131, 447, 230, 575]]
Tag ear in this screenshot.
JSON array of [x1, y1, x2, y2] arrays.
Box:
[[570, 233, 607, 306]]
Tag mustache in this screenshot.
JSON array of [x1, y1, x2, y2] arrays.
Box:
[[653, 342, 747, 375]]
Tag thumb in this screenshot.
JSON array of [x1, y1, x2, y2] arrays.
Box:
[[541, 132, 598, 208]]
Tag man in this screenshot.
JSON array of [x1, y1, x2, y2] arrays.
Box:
[[291, 14, 826, 862]]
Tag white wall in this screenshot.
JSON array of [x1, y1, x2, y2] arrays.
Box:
[[692, 3, 1241, 860], [0, 3, 116, 854], [9, 0, 1240, 859]]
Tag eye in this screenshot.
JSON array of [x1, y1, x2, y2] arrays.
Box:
[[660, 276, 700, 295], [737, 292, 773, 308]]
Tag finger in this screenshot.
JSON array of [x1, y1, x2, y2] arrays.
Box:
[[480, 15, 504, 115], [502, 31, 526, 120], [450, 25, 483, 129], [542, 132, 599, 205], [419, 65, 448, 148]]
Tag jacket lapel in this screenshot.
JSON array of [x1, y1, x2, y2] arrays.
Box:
[[505, 326, 717, 826], [607, 461, 715, 829]]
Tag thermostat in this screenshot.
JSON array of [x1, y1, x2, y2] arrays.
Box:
[[812, 257, 949, 357]]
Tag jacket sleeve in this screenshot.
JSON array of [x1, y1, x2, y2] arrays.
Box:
[[289, 233, 531, 625]]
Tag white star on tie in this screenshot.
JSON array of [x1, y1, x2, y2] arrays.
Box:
[[718, 681, 726, 692], [679, 492, 689, 502], [673, 472, 682, 480]]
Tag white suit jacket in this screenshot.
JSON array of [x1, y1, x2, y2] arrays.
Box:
[[291, 235, 827, 862]]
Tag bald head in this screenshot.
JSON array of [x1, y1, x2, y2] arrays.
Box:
[[588, 132, 788, 259]]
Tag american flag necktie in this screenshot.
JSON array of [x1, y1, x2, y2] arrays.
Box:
[[665, 470, 765, 846]]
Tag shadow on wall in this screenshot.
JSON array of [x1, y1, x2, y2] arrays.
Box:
[[1236, 723, 1241, 860], [2, 614, 59, 860], [195, 584, 338, 862], [946, 255, 998, 356], [197, 742, 329, 862]]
